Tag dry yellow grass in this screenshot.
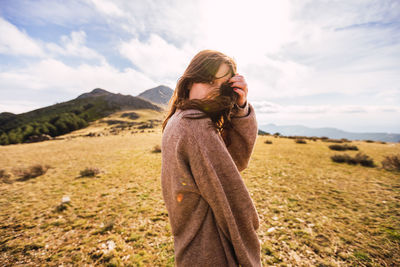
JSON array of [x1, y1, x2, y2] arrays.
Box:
[[0, 110, 399, 266]]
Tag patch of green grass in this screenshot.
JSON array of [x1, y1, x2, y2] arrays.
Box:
[[353, 250, 371, 262]]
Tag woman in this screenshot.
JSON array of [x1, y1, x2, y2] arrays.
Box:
[[161, 50, 261, 266]]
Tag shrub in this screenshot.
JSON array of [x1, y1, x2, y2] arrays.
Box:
[[354, 153, 375, 167], [0, 169, 9, 178], [121, 112, 139, 120], [0, 169, 12, 184], [328, 144, 359, 151], [329, 145, 345, 151], [331, 153, 375, 167], [365, 140, 374, 143], [264, 140, 273, 144], [80, 167, 100, 177], [152, 145, 162, 153], [331, 154, 354, 164], [295, 139, 307, 144], [323, 139, 343, 143], [55, 203, 69, 212], [0, 132, 9, 145], [381, 155, 400, 171], [14, 164, 50, 181]]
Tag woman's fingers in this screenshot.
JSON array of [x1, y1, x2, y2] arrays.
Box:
[[229, 74, 244, 83], [233, 87, 244, 97], [229, 75, 247, 90], [229, 74, 248, 106], [231, 81, 248, 92]]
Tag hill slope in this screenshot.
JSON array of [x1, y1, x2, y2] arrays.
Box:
[[0, 88, 161, 145]]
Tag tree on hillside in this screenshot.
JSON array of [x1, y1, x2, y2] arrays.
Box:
[[0, 132, 9, 145]]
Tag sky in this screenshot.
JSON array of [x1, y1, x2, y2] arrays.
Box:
[[0, 0, 399, 133]]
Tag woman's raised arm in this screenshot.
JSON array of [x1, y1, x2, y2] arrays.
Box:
[[222, 102, 258, 171]]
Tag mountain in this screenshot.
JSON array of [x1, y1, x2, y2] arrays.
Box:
[[0, 112, 17, 125], [75, 88, 163, 111], [76, 88, 111, 99], [260, 123, 400, 143], [0, 88, 161, 145], [137, 85, 174, 105]]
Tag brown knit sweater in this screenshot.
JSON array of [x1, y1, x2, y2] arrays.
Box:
[[161, 102, 261, 267]]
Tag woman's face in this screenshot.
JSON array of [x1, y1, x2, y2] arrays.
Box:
[[189, 63, 233, 100]]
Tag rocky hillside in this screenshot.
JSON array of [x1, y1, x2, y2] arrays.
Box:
[[137, 85, 174, 106]]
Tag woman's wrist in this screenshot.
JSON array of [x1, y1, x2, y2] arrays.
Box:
[[238, 101, 247, 108], [233, 101, 249, 117]]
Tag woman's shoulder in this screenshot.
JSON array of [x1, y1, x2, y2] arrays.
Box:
[[167, 109, 214, 135], [176, 108, 206, 117], [174, 109, 209, 122]]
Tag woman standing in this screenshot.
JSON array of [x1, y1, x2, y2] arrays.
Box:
[[161, 50, 261, 266]]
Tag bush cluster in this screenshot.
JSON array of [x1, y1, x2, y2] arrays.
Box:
[[331, 153, 375, 167], [381, 155, 400, 171], [152, 145, 162, 153], [13, 164, 50, 181], [328, 144, 359, 151], [80, 167, 101, 177], [283, 135, 317, 141], [0, 169, 12, 184], [322, 138, 346, 143]]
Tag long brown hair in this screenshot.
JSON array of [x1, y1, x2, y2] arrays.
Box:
[[162, 50, 239, 146]]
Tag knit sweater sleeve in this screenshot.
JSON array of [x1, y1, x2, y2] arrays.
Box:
[[183, 117, 261, 267], [223, 101, 258, 171]]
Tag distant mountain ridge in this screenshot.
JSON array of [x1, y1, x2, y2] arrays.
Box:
[[137, 85, 174, 105], [260, 123, 400, 142]]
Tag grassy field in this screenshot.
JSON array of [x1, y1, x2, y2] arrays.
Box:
[[0, 109, 399, 266]]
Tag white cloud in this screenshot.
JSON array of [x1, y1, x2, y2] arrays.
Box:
[[253, 101, 400, 132], [252, 100, 400, 114], [0, 17, 105, 64], [240, 4, 400, 100], [0, 100, 44, 115], [87, 0, 126, 17], [0, 0, 399, 132], [243, 56, 313, 99], [0, 17, 44, 56], [0, 58, 157, 99], [46, 30, 106, 63], [119, 34, 194, 82], [195, 0, 293, 57]]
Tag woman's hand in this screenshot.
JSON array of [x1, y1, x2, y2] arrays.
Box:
[[229, 74, 248, 107]]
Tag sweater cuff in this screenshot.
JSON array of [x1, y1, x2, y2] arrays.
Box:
[[232, 101, 249, 118]]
